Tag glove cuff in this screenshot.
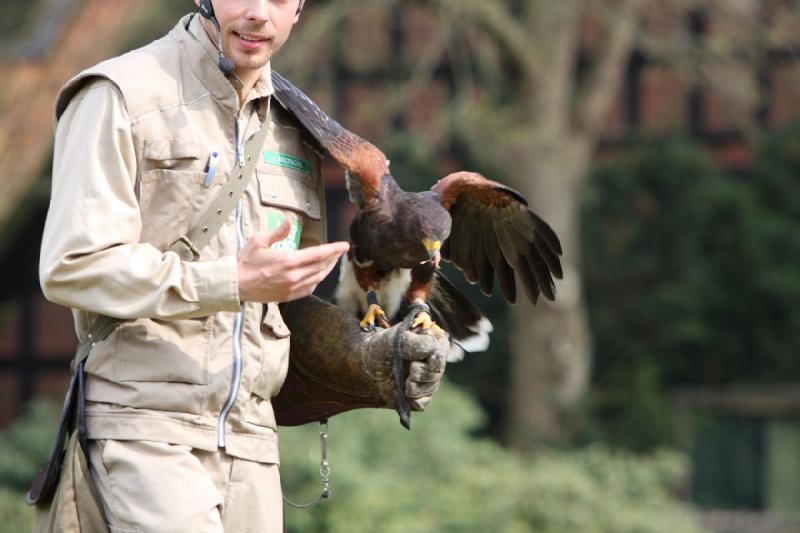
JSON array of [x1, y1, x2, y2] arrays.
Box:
[[273, 297, 398, 426]]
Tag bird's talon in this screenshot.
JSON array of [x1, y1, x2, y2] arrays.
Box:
[[360, 303, 389, 330], [411, 311, 443, 333]]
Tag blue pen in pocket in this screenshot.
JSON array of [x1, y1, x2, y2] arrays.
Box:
[[204, 151, 220, 188]]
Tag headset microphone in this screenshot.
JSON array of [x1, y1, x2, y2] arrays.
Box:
[[198, 0, 235, 75]]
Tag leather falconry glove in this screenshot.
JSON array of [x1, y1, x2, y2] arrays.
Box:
[[272, 295, 449, 426]]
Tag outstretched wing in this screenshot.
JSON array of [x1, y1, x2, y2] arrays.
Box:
[[431, 172, 563, 304], [271, 71, 388, 207]]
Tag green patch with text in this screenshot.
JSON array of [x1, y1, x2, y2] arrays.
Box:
[[268, 214, 303, 251], [264, 151, 310, 175]]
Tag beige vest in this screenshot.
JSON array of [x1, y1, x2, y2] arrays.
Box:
[[53, 15, 326, 463]]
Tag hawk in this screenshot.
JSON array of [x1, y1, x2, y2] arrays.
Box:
[[272, 73, 563, 361]]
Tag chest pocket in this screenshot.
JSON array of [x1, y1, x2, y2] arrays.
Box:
[[138, 138, 218, 251], [256, 118, 322, 223]]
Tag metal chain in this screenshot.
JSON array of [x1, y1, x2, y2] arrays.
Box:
[[283, 419, 331, 510]]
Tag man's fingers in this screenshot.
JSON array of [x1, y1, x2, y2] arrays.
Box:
[[406, 379, 439, 401], [409, 396, 432, 411], [291, 241, 350, 267], [265, 218, 293, 247], [290, 254, 342, 285], [408, 361, 442, 383], [399, 330, 449, 361]]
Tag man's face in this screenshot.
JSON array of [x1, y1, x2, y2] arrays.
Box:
[[197, 0, 301, 75]]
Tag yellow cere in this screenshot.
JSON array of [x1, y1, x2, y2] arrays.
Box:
[[423, 239, 442, 251]]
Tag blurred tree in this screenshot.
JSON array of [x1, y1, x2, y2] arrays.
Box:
[[582, 125, 800, 450], [277, 0, 648, 449]]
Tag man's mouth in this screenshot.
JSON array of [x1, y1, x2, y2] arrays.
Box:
[[233, 31, 271, 47], [236, 32, 265, 42]]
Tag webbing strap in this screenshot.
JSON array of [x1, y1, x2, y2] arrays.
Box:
[[73, 119, 270, 366]]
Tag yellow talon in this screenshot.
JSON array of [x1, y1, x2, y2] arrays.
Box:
[[360, 303, 390, 329], [411, 311, 445, 334]]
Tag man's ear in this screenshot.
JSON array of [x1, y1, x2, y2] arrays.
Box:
[[194, 0, 200, 7]]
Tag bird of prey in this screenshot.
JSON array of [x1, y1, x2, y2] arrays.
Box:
[[271, 73, 563, 361]]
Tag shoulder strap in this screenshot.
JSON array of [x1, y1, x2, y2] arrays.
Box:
[[74, 117, 270, 366], [169, 120, 270, 262]]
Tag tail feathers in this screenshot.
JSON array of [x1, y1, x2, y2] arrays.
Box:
[[428, 271, 493, 362]]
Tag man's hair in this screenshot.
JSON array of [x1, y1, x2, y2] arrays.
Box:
[[297, 0, 306, 14]]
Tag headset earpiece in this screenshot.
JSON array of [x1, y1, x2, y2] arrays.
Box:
[[198, 0, 215, 21]]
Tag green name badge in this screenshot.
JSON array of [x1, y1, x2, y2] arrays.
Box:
[[268, 214, 303, 251], [264, 151, 310, 175]]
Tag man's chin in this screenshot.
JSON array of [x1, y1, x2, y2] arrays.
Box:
[[230, 55, 271, 75], [238, 59, 270, 70]]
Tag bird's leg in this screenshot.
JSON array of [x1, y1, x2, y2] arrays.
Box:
[[410, 306, 445, 334], [408, 301, 445, 334], [407, 266, 445, 334], [360, 290, 391, 331], [352, 256, 391, 330]]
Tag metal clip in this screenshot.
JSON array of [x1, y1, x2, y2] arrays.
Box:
[[283, 419, 332, 509]]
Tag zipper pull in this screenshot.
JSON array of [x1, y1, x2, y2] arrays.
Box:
[[235, 118, 245, 167]]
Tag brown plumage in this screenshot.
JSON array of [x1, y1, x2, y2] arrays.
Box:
[[272, 72, 563, 357], [432, 172, 563, 304]]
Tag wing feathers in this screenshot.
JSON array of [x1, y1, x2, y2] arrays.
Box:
[[525, 248, 556, 301], [436, 172, 563, 305], [533, 232, 564, 280], [483, 216, 504, 267], [453, 212, 477, 283], [428, 272, 493, 361], [510, 207, 536, 242], [496, 257, 517, 303], [531, 212, 563, 256]]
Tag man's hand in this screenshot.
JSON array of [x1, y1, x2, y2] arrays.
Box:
[[237, 219, 349, 303], [403, 329, 448, 411], [363, 325, 449, 412]]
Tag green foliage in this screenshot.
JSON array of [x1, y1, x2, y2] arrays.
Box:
[[0, 386, 703, 531], [0, 400, 57, 532], [281, 381, 704, 533], [0, 488, 34, 533], [0, 399, 56, 492], [581, 127, 800, 449]]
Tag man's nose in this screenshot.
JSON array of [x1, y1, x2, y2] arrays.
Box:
[[245, 0, 271, 22]]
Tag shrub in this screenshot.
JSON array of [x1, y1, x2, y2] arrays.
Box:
[[0, 488, 34, 533], [281, 381, 705, 533], [0, 384, 705, 532], [0, 399, 56, 492]]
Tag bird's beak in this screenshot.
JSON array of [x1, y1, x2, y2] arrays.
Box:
[[422, 239, 442, 269], [423, 239, 441, 254]]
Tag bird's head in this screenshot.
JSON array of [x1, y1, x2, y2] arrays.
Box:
[[417, 196, 451, 269]]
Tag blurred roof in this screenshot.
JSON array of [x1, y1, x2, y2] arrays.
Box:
[[0, 0, 80, 59], [673, 385, 800, 418], [0, 0, 156, 236]]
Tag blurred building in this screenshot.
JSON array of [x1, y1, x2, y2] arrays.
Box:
[[0, 0, 798, 520]]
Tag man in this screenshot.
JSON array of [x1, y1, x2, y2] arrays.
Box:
[[39, 1, 448, 530]]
